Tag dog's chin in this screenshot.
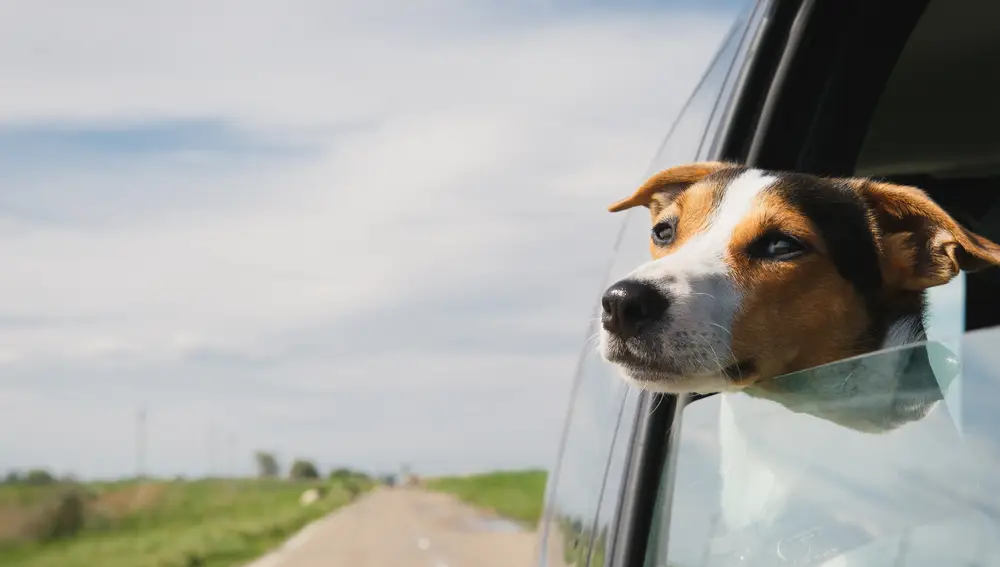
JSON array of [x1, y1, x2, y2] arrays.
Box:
[[616, 365, 743, 394], [600, 338, 754, 394]]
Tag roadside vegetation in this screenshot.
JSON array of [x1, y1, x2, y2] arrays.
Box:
[[424, 469, 547, 526], [0, 457, 373, 567]]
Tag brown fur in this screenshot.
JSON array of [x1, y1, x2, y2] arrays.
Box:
[[726, 191, 872, 382], [607, 161, 737, 213], [646, 166, 744, 259], [849, 179, 1000, 288]]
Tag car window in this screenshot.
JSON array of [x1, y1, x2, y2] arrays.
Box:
[[646, 326, 1000, 567], [536, 10, 752, 567], [646, 11, 748, 177], [641, 0, 1000, 564]]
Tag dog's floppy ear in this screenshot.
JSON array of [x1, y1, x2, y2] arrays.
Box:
[[855, 179, 1000, 290], [607, 162, 736, 213]]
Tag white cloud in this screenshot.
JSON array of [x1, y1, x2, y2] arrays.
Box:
[[0, 0, 737, 477]]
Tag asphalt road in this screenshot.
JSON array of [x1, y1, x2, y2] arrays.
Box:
[[245, 486, 540, 567]]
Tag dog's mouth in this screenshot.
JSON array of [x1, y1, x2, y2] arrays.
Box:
[[602, 337, 757, 387], [601, 341, 679, 375]]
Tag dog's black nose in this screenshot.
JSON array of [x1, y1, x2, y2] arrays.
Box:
[[601, 280, 669, 338]]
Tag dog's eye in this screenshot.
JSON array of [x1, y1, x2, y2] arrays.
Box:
[[651, 220, 676, 246], [747, 231, 808, 261]]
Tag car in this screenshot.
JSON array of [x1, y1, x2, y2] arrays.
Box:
[[536, 0, 1000, 565]]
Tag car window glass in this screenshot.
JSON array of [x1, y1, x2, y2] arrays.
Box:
[[612, 7, 747, 287], [583, 388, 639, 567], [538, 363, 633, 567], [536, 12, 749, 567], [924, 275, 965, 342], [646, 15, 746, 178], [646, 325, 1000, 567]]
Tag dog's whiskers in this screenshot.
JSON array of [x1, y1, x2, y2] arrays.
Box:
[[694, 332, 730, 381], [717, 336, 743, 382], [585, 316, 605, 354], [709, 322, 732, 337], [695, 330, 744, 383], [647, 392, 666, 417]]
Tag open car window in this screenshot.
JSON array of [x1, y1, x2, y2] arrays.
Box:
[[638, 0, 1000, 564], [645, 325, 1000, 567]]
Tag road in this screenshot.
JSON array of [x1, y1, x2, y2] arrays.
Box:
[[246, 486, 540, 567]]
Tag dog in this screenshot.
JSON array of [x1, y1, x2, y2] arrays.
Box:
[[598, 161, 1000, 393], [597, 162, 1000, 565]]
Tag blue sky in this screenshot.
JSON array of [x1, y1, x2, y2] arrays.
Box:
[[0, 0, 975, 483], [0, 0, 748, 479]]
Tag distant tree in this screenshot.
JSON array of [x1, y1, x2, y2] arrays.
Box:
[[39, 490, 87, 541], [254, 451, 280, 479], [288, 459, 320, 480], [329, 467, 370, 498], [3, 470, 22, 484], [24, 468, 56, 485], [328, 467, 368, 481]]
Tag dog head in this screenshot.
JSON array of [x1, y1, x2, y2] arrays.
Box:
[[598, 162, 1000, 393]]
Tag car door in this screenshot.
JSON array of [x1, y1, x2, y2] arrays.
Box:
[[535, 2, 773, 566], [632, 0, 1000, 565]]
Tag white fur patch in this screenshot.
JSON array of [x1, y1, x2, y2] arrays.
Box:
[[631, 169, 777, 282], [611, 169, 777, 384]]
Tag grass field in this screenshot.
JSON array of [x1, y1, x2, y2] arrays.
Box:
[[0, 476, 372, 567], [424, 469, 547, 526]]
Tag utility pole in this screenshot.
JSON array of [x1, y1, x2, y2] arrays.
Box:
[[136, 406, 147, 479], [226, 433, 237, 478], [207, 423, 217, 478]]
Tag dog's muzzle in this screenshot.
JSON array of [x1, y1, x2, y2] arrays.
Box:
[[600, 279, 669, 338]]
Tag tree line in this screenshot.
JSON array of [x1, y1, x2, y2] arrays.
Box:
[[253, 451, 370, 482], [1, 453, 370, 484]]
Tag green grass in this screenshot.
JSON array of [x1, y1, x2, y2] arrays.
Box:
[[424, 469, 547, 526], [0, 477, 372, 567]]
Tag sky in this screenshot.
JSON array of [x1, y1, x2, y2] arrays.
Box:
[[0, 0, 748, 479]]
